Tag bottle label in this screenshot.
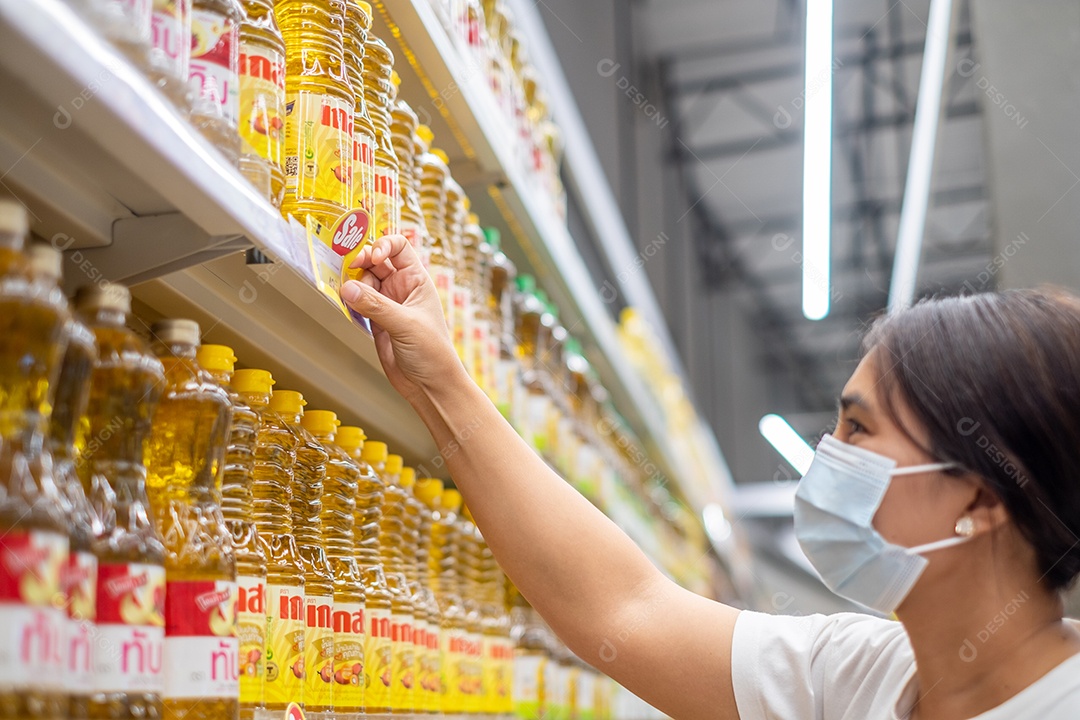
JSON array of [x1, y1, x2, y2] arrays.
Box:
[[264, 583, 304, 706], [441, 628, 464, 713], [366, 606, 393, 709], [424, 622, 443, 709], [150, 0, 191, 83], [481, 633, 495, 712], [430, 264, 456, 332], [189, 9, 240, 128], [472, 316, 490, 391], [391, 611, 415, 708], [495, 358, 514, 419], [236, 576, 266, 704], [163, 579, 240, 699], [453, 284, 471, 363], [352, 133, 375, 213], [303, 594, 335, 708], [374, 166, 400, 238], [239, 43, 286, 166], [331, 600, 365, 710], [413, 619, 434, 710], [62, 549, 98, 696], [464, 631, 484, 708], [513, 653, 542, 719], [0, 530, 67, 692], [528, 394, 552, 453], [284, 91, 353, 209], [94, 562, 166, 693], [117, 0, 153, 44]]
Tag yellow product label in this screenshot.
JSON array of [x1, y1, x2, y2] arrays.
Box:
[[464, 631, 484, 712], [303, 595, 335, 709], [331, 601, 365, 710], [236, 576, 266, 705], [481, 634, 495, 712], [239, 43, 285, 166], [421, 622, 442, 711], [412, 620, 428, 711], [264, 584, 305, 706], [366, 607, 393, 710], [391, 612, 415, 710], [374, 166, 400, 238], [352, 132, 375, 213], [283, 90, 353, 208], [441, 629, 464, 713]]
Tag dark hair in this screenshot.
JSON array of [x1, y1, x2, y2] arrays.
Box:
[[862, 288, 1080, 591]]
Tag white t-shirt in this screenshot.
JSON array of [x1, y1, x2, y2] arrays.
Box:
[[731, 610, 1080, 719]]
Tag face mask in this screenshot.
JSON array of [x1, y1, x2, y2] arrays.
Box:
[[794, 434, 972, 614]]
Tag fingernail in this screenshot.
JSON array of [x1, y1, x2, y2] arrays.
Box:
[[341, 281, 362, 304]]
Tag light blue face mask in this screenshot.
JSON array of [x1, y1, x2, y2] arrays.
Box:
[[794, 434, 973, 614]]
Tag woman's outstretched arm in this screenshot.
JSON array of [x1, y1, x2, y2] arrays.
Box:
[[342, 235, 742, 720]]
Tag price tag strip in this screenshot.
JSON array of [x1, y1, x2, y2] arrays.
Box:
[[299, 209, 373, 333]]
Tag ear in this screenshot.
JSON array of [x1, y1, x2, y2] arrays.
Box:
[[962, 483, 1010, 537]]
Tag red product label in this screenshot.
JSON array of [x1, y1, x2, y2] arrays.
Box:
[[94, 562, 165, 694], [164, 580, 239, 699], [332, 209, 371, 256], [165, 580, 237, 637], [97, 563, 165, 625], [371, 613, 392, 639]]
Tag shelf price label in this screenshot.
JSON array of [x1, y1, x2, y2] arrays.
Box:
[[302, 212, 372, 333]]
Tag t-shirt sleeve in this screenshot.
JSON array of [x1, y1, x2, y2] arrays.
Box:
[[730, 610, 912, 720]]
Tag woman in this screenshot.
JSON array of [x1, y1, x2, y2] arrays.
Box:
[[339, 235, 1080, 719]]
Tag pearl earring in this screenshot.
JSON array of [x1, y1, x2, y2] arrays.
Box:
[[955, 516, 976, 537]]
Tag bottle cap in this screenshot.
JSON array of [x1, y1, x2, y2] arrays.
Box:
[[361, 440, 388, 463], [74, 282, 131, 315], [269, 390, 306, 415], [431, 148, 449, 165], [337, 426, 367, 451], [26, 244, 62, 281], [463, 196, 472, 212], [197, 344, 237, 373], [441, 488, 463, 512], [0, 198, 28, 237], [357, 1, 372, 23], [416, 124, 434, 146], [151, 319, 201, 347], [467, 212, 480, 226], [386, 454, 404, 474], [392, 70, 401, 87], [302, 410, 340, 436], [516, 274, 535, 294], [482, 227, 500, 249], [400, 467, 416, 488], [415, 478, 443, 508], [233, 368, 275, 395]]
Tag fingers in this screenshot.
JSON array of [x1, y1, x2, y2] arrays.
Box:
[[340, 279, 406, 334], [349, 234, 420, 272]]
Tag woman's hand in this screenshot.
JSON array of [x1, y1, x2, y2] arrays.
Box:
[[340, 235, 463, 403]]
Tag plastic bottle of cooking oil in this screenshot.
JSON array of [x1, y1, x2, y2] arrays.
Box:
[[390, 92, 431, 266], [231, 369, 304, 713], [378, 452, 416, 713], [362, 34, 401, 239], [509, 591, 545, 720], [340, 429, 393, 714], [413, 479, 446, 715], [417, 128, 454, 330], [472, 520, 511, 716], [144, 320, 238, 720], [300, 410, 366, 716], [80, 0, 153, 66], [0, 234, 69, 720], [276, 0, 354, 228], [195, 345, 267, 720], [431, 488, 468, 716], [444, 175, 469, 366], [74, 282, 167, 720], [268, 390, 334, 714], [399, 468, 440, 715], [344, 1, 377, 221], [484, 229, 517, 422], [462, 211, 489, 389], [513, 277, 549, 452], [238, 0, 287, 205], [148, 0, 193, 111], [456, 506, 485, 712], [188, 0, 245, 165], [29, 245, 100, 719]]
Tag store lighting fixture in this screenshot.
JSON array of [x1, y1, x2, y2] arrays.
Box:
[[759, 414, 815, 475], [888, 0, 955, 313], [802, 0, 834, 322]]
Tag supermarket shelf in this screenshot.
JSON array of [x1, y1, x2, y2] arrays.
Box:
[[0, 0, 438, 462]]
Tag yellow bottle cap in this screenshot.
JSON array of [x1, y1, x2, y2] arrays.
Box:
[[467, 212, 479, 225], [441, 489, 463, 512], [357, 1, 372, 16], [302, 410, 340, 436], [386, 454, 404, 475], [463, 196, 472, 212], [233, 368, 275, 395], [400, 467, 416, 488], [415, 478, 443, 508], [362, 440, 388, 463], [269, 390, 306, 415], [337, 426, 367, 451], [197, 344, 237, 373], [431, 148, 449, 165], [416, 125, 434, 145], [392, 70, 401, 87]]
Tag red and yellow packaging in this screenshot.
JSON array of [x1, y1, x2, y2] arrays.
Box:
[[303, 594, 335, 708], [367, 606, 394, 709], [283, 92, 354, 211], [236, 576, 266, 704], [331, 601, 365, 709], [61, 548, 98, 697], [163, 579, 240, 699], [95, 562, 166, 694], [264, 583, 305, 706], [239, 45, 285, 168]]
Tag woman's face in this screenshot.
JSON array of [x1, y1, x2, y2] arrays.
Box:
[[833, 352, 977, 553]]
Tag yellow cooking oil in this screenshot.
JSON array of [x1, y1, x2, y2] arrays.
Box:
[[484, 228, 518, 421], [300, 410, 365, 715], [340, 430, 393, 714], [444, 168, 469, 364], [456, 506, 485, 712], [239, 0, 288, 206], [145, 321, 238, 720], [189, 0, 245, 165], [379, 452, 416, 713], [196, 346, 268, 720], [390, 92, 431, 266], [275, 0, 354, 228], [231, 369, 304, 713], [417, 128, 454, 330], [344, 1, 377, 220], [429, 488, 468, 716], [0, 236, 70, 720], [411, 477, 447, 715], [399, 468, 439, 715], [362, 34, 401, 239], [473, 517, 512, 715], [268, 390, 335, 713], [462, 211, 489, 389], [74, 282, 167, 720]]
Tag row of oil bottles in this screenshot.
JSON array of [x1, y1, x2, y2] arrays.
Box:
[[61, 0, 565, 229], [0, 201, 664, 720]]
